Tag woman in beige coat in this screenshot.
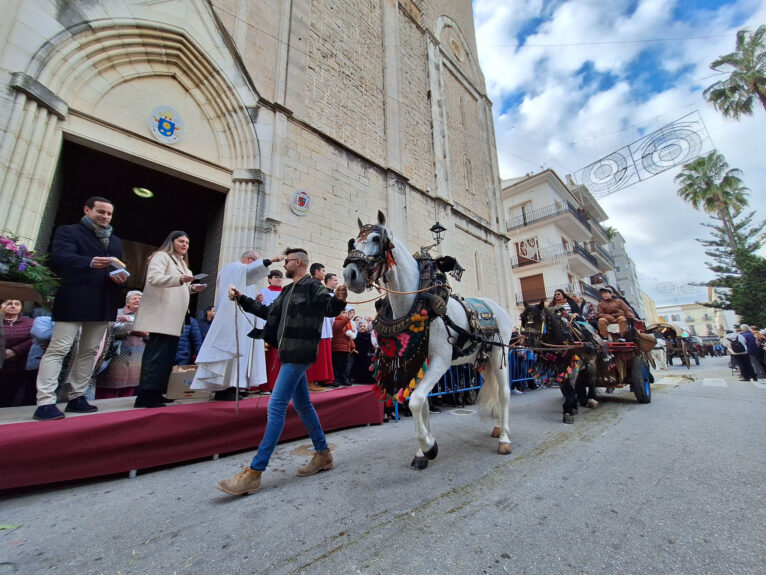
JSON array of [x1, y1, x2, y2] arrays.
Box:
[[133, 231, 206, 408]]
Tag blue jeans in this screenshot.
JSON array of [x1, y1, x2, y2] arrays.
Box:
[[250, 362, 328, 471]]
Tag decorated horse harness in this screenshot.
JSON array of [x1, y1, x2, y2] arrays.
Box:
[[344, 224, 507, 405]]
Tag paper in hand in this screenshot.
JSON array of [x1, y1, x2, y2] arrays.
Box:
[[110, 269, 130, 278], [109, 257, 127, 269]]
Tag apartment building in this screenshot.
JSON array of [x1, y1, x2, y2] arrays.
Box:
[[608, 231, 647, 319], [501, 170, 616, 311]]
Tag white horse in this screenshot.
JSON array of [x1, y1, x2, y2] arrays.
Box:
[[343, 212, 513, 469]]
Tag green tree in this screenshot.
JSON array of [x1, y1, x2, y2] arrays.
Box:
[[698, 210, 764, 277], [675, 151, 749, 259], [695, 210, 766, 325], [703, 25, 766, 119], [728, 254, 766, 327]]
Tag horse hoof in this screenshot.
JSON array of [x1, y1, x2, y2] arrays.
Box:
[[410, 456, 429, 470], [490, 426, 501, 438], [498, 442, 512, 455], [424, 442, 438, 460], [587, 399, 599, 409], [563, 413, 575, 424]]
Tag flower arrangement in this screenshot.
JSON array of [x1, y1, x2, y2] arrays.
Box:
[[0, 233, 59, 302]]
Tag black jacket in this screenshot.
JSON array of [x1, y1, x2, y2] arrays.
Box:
[[238, 275, 346, 364], [50, 222, 123, 322]]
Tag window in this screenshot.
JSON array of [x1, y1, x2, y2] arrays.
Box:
[[670, 314, 681, 321], [615, 265, 621, 272], [510, 201, 533, 227]]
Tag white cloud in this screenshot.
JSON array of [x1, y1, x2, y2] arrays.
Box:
[[474, 0, 766, 306]]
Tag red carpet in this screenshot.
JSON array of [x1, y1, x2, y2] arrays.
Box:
[[1, 385, 383, 490]]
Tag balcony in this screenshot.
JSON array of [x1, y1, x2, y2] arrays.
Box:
[[511, 241, 598, 276], [515, 282, 580, 306], [507, 200, 591, 240], [567, 242, 599, 277], [591, 220, 610, 243], [587, 241, 615, 270], [579, 280, 601, 301]]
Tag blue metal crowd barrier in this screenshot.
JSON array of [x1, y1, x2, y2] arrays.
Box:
[[391, 349, 537, 421]]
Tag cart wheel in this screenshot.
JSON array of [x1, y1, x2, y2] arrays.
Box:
[[631, 356, 651, 404]]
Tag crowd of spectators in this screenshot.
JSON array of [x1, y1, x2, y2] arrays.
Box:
[[0, 196, 385, 420]]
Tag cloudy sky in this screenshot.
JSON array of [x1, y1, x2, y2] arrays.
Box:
[[472, 0, 766, 306]]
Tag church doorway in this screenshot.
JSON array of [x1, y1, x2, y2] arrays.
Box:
[[40, 140, 226, 314]]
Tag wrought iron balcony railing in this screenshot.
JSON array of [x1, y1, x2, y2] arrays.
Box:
[[579, 280, 601, 301], [515, 282, 580, 305], [507, 200, 591, 232], [511, 241, 598, 269]]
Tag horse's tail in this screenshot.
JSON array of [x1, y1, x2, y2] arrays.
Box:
[[476, 368, 503, 421]]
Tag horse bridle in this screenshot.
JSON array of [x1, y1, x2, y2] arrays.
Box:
[[520, 308, 547, 347], [343, 224, 395, 287]]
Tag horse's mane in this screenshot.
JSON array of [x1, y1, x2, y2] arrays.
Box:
[[520, 304, 566, 345], [543, 307, 566, 344]]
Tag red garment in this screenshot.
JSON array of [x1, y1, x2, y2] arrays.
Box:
[[305, 338, 334, 383], [261, 345, 281, 391], [1, 316, 34, 373], [332, 316, 356, 353]]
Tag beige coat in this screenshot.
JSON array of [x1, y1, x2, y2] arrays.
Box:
[[133, 251, 192, 336]]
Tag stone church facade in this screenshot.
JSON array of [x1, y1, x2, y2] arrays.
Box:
[[0, 0, 515, 311]]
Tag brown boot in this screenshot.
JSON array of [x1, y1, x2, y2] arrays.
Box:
[[307, 382, 326, 392], [216, 467, 262, 495], [297, 449, 333, 476]]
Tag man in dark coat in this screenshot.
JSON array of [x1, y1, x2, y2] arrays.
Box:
[[217, 247, 347, 496], [33, 196, 127, 420], [740, 324, 766, 379]]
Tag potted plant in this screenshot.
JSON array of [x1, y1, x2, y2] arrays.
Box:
[[0, 233, 59, 303]]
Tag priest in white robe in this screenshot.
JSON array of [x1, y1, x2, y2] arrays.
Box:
[[191, 251, 283, 398]]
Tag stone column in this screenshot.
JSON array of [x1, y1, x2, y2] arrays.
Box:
[[386, 172, 408, 241], [426, 35, 452, 203], [0, 73, 68, 247], [382, 0, 403, 174], [221, 169, 265, 264]]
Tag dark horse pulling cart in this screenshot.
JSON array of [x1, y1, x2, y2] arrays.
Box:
[[645, 322, 698, 369], [519, 302, 654, 423]]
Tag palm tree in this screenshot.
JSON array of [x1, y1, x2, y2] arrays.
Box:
[[675, 151, 749, 258], [703, 25, 766, 119]]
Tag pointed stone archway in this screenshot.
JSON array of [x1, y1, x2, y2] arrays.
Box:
[[0, 21, 264, 263]]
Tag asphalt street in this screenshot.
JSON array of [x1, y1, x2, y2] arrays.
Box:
[[1, 356, 764, 575]]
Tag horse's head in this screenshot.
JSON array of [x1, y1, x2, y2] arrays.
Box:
[[519, 299, 547, 347], [343, 210, 395, 293]]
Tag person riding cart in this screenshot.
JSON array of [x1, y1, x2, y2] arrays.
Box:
[[596, 286, 634, 341]]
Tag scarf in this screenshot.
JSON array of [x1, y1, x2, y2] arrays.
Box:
[[267, 285, 282, 291], [81, 215, 113, 248]]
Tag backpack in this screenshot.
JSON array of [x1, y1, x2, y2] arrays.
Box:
[[730, 338, 746, 354]]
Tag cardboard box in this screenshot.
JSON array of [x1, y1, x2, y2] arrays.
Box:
[[166, 365, 211, 400]]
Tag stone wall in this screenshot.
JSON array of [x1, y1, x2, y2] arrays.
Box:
[[397, 7, 434, 192], [443, 69, 490, 222], [279, 120, 386, 274], [303, 0, 386, 165]]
